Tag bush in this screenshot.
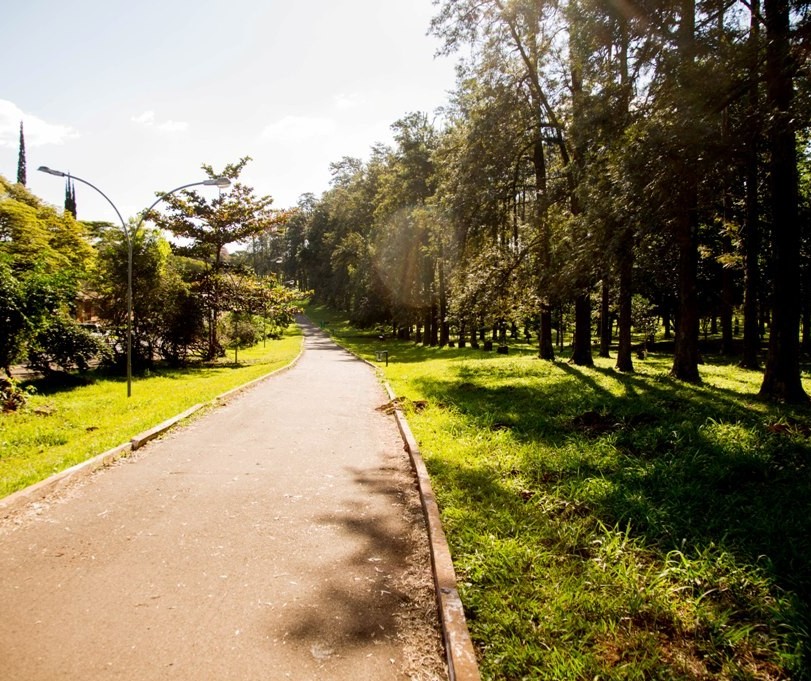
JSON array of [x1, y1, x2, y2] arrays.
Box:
[[27, 316, 112, 374], [0, 375, 30, 412], [222, 313, 263, 355]]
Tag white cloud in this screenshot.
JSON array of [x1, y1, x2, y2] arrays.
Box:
[[131, 110, 188, 133], [131, 110, 156, 125], [0, 99, 79, 148], [157, 120, 189, 132], [260, 115, 337, 143], [333, 93, 364, 111]]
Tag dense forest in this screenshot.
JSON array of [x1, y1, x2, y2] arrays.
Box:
[[245, 0, 810, 402]]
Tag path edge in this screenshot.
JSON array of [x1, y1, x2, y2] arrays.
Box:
[[381, 380, 482, 681], [311, 318, 481, 680], [0, 336, 306, 518]]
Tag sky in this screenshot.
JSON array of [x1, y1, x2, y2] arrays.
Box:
[[1, 0, 458, 223]]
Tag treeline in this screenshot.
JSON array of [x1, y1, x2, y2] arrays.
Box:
[[0, 159, 300, 380], [258, 0, 810, 402]]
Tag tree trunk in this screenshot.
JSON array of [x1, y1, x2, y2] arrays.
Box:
[[539, 306, 555, 359], [671, 207, 701, 382], [671, 0, 701, 383], [439, 255, 449, 347], [616, 242, 634, 372], [423, 309, 433, 346], [719, 0, 735, 357], [571, 293, 594, 365], [721, 273, 734, 354], [759, 0, 808, 402], [532, 127, 555, 360], [599, 278, 611, 358], [741, 0, 762, 370], [429, 300, 439, 347]]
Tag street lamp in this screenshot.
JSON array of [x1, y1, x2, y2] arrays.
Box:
[[37, 166, 231, 397]]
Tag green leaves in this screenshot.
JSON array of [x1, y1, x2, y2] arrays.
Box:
[[153, 157, 289, 270]]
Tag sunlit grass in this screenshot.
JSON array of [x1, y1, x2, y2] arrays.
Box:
[[0, 329, 302, 498], [307, 304, 811, 679]]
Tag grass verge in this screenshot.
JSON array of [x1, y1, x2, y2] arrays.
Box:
[[0, 328, 302, 499], [307, 304, 811, 680]]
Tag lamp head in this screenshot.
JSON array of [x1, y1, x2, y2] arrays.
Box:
[[203, 177, 231, 188], [38, 166, 67, 177]]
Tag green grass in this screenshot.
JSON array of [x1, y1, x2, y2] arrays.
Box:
[[307, 304, 811, 680], [0, 329, 302, 498]]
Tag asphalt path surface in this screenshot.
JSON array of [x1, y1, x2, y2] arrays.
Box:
[[0, 321, 446, 680]]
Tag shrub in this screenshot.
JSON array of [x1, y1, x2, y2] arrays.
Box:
[[0, 375, 30, 412], [27, 316, 112, 374]]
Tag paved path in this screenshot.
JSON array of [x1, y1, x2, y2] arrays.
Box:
[[0, 321, 446, 680]]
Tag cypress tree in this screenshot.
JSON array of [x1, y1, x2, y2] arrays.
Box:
[[16, 122, 26, 186], [64, 177, 77, 218]]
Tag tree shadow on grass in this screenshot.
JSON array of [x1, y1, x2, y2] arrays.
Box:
[[409, 358, 811, 667]]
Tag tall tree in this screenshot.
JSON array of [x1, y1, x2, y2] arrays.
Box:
[[152, 157, 290, 358], [432, 0, 574, 360], [16, 122, 26, 186], [740, 0, 763, 370], [758, 0, 809, 402], [64, 178, 77, 218], [668, 0, 703, 383]]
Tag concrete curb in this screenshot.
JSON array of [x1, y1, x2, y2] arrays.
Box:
[[317, 323, 482, 681], [0, 441, 133, 515], [301, 317, 480, 678], [130, 404, 205, 451], [0, 338, 306, 518], [382, 382, 482, 681]]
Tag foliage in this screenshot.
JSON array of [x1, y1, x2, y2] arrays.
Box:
[[93, 223, 172, 368], [0, 256, 27, 374], [221, 312, 262, 361], [631, 295, 658, 353], [0, 177, 96, 374], [26, 315, 111, 374], [0, 376, 31, 412], [16, 122, 26, 187], [154, 271, 207, 366], [150, 157, 293, 358], [0, 256, 82, 375]]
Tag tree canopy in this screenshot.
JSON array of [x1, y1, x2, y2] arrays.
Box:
[[265, 0, 810, 402]]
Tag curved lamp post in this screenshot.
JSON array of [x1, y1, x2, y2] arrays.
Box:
[[38, 166, 231, 397]]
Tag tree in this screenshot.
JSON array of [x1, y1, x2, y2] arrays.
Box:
[[0, 256, 27, 375], [16, 122, 26, 186], [64, 177, 77, 218], [740, 0, 763, 370], [431, 0, 569, 360], [152, 157, 291, 358], [758, 0, 809, 402], [0, 176, 95, 373], [94, 223, 172, 369]]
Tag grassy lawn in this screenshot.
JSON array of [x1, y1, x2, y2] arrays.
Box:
[[307, 305, 811, 680], [0, 329, 302, 499]]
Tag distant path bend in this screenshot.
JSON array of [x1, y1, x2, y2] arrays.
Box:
[[0, 319, 446, 681]]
